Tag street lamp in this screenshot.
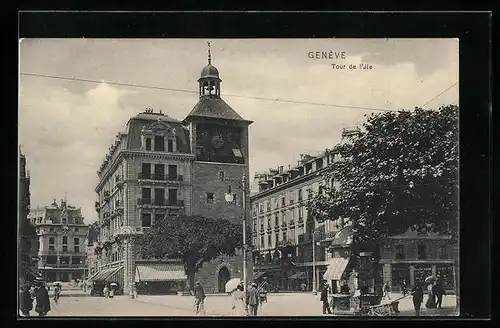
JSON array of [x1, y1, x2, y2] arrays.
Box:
[[312, 230, 318, 295], [224, 174, 248, 294]]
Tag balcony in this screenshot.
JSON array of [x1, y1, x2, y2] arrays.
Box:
[[137, 198, 184, 207], [138, 173, 184, 183]]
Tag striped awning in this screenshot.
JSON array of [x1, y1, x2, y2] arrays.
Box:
[[135, 263, 187, 282], [89, 267, 123, 282], [253, 271, 267, 280], [323, 257, 350, 281]]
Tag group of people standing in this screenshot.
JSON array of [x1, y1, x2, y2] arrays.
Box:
[[230, 282, 263, 316], [102, 284, 116, 298], [411, 274, 446, 316], [19, 282, 51, 317]]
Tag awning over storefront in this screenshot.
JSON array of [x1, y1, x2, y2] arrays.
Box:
[[323, 257, 350, 281], [288, 271, 307, 280], [88, 266, 124, 283], [86, 270, 100, 282], [135, 263, 187, 282]]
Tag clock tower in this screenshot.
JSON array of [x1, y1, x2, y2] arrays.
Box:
[[183, 44, 253, 224]]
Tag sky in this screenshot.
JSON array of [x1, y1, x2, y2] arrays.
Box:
[[19, 38, 459, 223]]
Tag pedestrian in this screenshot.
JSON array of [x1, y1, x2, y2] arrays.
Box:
[[301, 282, 306, 292], [320, 282, 332, 315], [35, 283, 50, 317], [19, 284, 33, 317], [433, 274, 445, 309], [425, 282, 436, 309], [401, 279, 409, 296], [246, 282, 260, 316], [103, 285, 110, 298], [231, 284, 246, 316], [193, 281, 206, 315], [382, 282, 391, 300], [411, 282, 424, 316], [109, 286, 115, 298]]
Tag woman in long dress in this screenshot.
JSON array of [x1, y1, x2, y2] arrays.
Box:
[[425, 282, 436, 309], [231, 285, 246, 316]]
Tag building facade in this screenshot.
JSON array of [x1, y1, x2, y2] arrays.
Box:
[[250, 134, 352, 291], [380, 228, 458, 294], [91, 53, 253, 295], [28, 200, 89, 282]]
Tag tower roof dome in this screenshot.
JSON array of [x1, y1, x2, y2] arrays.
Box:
[[200, 64, 220, 79]]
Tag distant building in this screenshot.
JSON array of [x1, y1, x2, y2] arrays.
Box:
[[29, 199, 89, 282], [19, 149, 38, 282], [91, 51, 253, 295], [250, 128, 361, 291], [380, 228, 458, 293]]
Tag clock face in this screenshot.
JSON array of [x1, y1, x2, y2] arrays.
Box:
[[211, 135, 225, 149]]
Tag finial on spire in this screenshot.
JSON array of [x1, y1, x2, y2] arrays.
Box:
[[207, 41, 212, 65]]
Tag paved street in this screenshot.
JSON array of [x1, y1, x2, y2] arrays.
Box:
[[30, 292, 457, 317]]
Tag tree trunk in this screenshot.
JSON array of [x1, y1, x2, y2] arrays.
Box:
[[185, 272, 195, 292]]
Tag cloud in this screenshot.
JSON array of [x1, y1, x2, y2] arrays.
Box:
[[19, 39, 459, 223]]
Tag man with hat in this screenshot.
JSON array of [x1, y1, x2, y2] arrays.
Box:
[[246, 282, 260, 316], [193, 281, 206, 315]]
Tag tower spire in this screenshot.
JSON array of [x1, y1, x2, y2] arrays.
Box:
[[207, 41, 211, 65]]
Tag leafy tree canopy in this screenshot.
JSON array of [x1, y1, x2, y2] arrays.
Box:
[[307, 105, 459, 242], [140, 215, 249, 289]]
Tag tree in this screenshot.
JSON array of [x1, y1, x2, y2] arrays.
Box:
[[307, 105, 459, 242], [140, 214, 249, 290]]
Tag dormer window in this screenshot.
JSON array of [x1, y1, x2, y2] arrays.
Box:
[[154, 136, 165, 151]]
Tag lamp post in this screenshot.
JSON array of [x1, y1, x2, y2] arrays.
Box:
[[312, 230, 317, 295], [224, 174, 248, 294]]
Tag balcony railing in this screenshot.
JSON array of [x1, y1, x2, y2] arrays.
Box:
[[138, 173, 184, 182], [137, 198, 184, 207]]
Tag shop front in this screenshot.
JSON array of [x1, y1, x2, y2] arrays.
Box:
[[134, 262, 187, 295]]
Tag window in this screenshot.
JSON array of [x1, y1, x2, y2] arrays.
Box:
[[145, 137, 152, 150], [291, 208, 295, 220], [316, 158, 323, 169], [274, 214, 279, 227], [154, 164, 165, 180], [439, 244, 448, 259], [141, 163, 151, 179], [417, 244, 427, 260], [206, 192, 214, 204], [74, 238, 79, 245], [395, 245, 405, 259], [275, 233, 279, 245], [62, 245, 68, 252], [253, 221, 257, 232], [62, 217, 67, 224], [141, 213, 152, 227], [154, 135, 165, 151], [281, 197, 285, 207], [74, 245, 80, 253], [298, 189, 303, 201], [282, 232, 287, 241], [142, 188, 151, 203], [62, 236, 68, 244], [318, 185, 324, 195], [260, 236, 264, 247], [75, 228, 79, 233], [155, 188, 165, 205], [168, 165, 178, 180], [169, 189, 178, 205], [267, 217, 271, 229], [49, 237, 54, 244], [267, 235, 272, 247], [167, 139, 174, 152]]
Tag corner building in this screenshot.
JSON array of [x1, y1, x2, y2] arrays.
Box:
[[29, 199, 89, 282], [91, 56, 253, 295]]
